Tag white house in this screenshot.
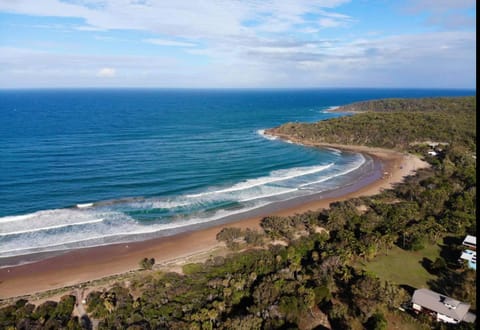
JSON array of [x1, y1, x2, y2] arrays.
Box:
[[411, 289, 476, 324], [459, 249, 476, 270], [462, 235, 476, 250], [460, 235, 477, 270]]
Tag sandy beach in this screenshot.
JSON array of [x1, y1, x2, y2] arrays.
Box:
[[0, 145, 429, 300]]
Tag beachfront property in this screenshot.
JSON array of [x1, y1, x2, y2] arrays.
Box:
[[459, 235, 476, 270], [411, 288, 476, 324], [421, 141, 448, 157], [409, 141, 446, 158], [426, 142, 448, 149], [462, 235, 476, 250]]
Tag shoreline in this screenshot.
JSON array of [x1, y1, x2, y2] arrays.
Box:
[[0, 145, 429, 299], [0, 150, 375, 269]]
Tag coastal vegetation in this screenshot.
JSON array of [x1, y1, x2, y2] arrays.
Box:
[[139, 258, 156, 271], [267, 96, 476, 150], [0, 96, 476, 329], [333, 97, 475, 114]]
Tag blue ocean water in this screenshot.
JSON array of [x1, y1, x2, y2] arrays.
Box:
[[0, 88, 475, 260]]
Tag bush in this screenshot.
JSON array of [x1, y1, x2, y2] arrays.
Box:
[[405, 234, 425, 251], [139, 257, 155, 270], [216, 227, 242, 243], [431, 257, 447, 273], [244, 228, 263, 246], [365, 312, 387, 330]]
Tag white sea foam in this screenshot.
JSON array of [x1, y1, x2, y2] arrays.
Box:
[[0, 209, 106, 234], [239, 188, 299, 202], [0, 218, 104, 236], [325, 147, 342, 156], [0, 203, 269, 259], [299, 154, 365, 188], [188, 163, 334, 198], [0, 213, 37, 223], [0, 232, 135, 256], [127, 198, 195, 210], [76, 203, 93, 209], [324, 106, 339, 112], [257, 129, 278, 141]]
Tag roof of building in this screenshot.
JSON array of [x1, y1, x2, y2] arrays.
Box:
[[463, 235, 476, 246], [412, 289, 471, 321], [460, 249, 476, 262], [464, 312, 477, 323]]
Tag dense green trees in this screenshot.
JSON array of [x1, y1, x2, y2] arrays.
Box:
[[336, 96, 475, 114], [0, 295, 80, 329], [269, 96, 475, 150]]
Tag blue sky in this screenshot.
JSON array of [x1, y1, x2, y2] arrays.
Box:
[[0, 0, 476, 88]]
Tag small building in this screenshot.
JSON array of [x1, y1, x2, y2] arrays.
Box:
[[459, 249, 476, 270], [462, 235, 476, 250], [427, 151, 438, 156], [411, 289, 476, 324], [460, 235, 476, 270]]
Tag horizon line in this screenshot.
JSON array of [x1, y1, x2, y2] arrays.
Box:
[[0, 86, 476, 91]]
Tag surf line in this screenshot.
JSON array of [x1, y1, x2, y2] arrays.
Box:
[[0, 218, 104, 236], [187, 163, 334, 198]]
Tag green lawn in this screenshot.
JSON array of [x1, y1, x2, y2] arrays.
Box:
[[360, 243, 441, 289]]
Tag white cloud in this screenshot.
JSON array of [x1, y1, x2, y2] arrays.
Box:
[[0, 0, 352, 38], [1, 27, 474, 89], [144, 39, 196, 48], [76, 25, 106, 31], [96, 67, 116, 77], [0, 1, 475, 88], [0, 47, 190, 87], [318, 17, 344, 28]]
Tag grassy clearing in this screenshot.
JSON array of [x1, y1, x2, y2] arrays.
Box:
[[360, 243, 441, 289]]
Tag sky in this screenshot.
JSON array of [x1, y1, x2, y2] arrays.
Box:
[[0, 0, 476, 89]]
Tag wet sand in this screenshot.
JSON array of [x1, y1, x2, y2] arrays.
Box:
[[0, 146, 429, 299]]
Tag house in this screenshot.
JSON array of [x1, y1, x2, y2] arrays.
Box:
[[462, 235, 476, 250], [411, 289, 476, 324], [459, 249, 476, 270], [460, 235, 476, 270]]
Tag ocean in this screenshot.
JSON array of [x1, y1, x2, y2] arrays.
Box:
[[0, 88, 474, 262]]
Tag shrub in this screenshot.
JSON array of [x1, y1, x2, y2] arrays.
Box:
[[139, 257, 155, 270], [365, 312, 387, 330], [244, 228, 264, 246], [216, 227, 242, 243]]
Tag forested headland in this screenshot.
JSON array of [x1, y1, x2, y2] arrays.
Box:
[[267, 96, 476, 150], [1, 96, 476, 330]]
